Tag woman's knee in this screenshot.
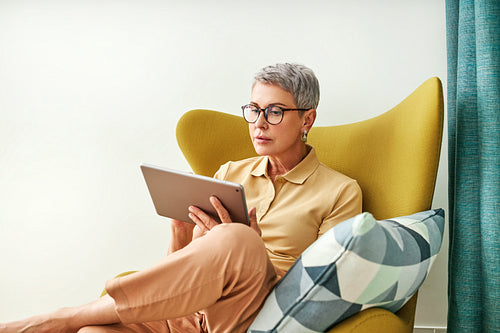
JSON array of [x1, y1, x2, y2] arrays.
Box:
[[211, 223, 262, 248], [208, 224, 268, 263]]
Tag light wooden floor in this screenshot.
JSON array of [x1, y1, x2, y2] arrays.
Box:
[[413, 327, 447, 333]]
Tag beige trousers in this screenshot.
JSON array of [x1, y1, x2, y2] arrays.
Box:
[[101, 223, 282, 333]]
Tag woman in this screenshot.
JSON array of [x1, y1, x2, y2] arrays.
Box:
[[0, 63, 362, 333]]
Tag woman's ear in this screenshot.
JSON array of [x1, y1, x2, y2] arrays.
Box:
[[302, 109, 317, 131]]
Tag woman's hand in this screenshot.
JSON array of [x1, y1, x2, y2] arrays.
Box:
[[168, 219, 195, 254], [188, 196, 229, 238], [247, 207, 261, 236], [189, 196, 261, 239]]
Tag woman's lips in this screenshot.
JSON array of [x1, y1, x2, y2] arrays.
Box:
[[254, 135, 271, 144]]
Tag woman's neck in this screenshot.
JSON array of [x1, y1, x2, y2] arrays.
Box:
[[267, 144, 310, 181]]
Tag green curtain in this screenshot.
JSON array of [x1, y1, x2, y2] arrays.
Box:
[[446, 0, 500, 332]]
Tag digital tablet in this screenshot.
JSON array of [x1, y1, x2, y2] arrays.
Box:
[[140, 164, 250, 225]]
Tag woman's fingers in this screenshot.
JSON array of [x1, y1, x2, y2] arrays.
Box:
[[248, 207, 261, 236], [188, 206, 215, 231], [192, 225, 206, 240], [209, 196, 232, 224], [187, 196, 238, 239]]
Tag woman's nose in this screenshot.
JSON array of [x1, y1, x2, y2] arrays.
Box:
[[254, 110, 268, 128]]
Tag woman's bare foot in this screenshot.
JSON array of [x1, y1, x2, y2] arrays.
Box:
[[0, 307, 80, 333], [0, 295, 119, 333]]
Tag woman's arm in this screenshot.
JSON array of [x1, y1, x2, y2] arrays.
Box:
[[318, 180, 363, 237]]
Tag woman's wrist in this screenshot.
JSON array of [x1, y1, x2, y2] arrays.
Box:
[[168, 220, 195, 254]]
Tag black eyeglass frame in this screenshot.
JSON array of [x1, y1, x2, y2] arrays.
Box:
[[241, 104, 310, 125]]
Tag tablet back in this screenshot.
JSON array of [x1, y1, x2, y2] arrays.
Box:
[[141, 164, 249, 225]]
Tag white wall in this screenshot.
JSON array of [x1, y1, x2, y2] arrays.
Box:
[[0, 0, 448, 328]]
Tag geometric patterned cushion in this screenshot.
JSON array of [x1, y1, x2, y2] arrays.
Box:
[[248, 209, 445, 333]]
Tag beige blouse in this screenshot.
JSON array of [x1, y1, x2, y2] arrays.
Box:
[[214, 146, 362, 272]]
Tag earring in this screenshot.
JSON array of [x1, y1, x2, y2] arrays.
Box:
[[301, 130, 308, 142]]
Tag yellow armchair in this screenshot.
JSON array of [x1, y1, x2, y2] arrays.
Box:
[[176, 77, 444, 332]]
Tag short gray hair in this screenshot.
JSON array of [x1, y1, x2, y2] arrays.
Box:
[[253, 63, 320, 109]]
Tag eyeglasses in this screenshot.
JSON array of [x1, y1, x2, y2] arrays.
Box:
[[241, 104, 309, 125]]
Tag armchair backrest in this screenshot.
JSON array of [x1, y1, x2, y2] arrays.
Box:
[[176, 77, 444, 220]]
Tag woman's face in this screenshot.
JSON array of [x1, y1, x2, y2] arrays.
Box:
[[249, 82, 312, 159]]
